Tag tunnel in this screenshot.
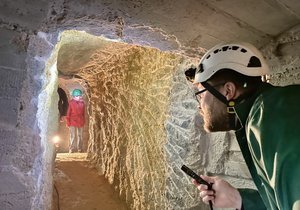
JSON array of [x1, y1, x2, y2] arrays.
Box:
[[1, 1, 300, 210], [47, 30, 199, 209]]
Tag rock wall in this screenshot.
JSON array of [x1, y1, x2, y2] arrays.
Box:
[[0, 0, 53, 208], [76, 40, 184, 209], [0, 30, 59, 210], [263, 25, 300, 86]]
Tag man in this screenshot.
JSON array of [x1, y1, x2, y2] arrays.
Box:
[[66, 89, 85, 153], [187, 42, 300, 210]]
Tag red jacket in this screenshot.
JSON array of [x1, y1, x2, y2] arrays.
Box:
[[66, 99, 85, 127]]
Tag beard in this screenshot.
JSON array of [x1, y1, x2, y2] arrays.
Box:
[[200, 97, 231, 132]]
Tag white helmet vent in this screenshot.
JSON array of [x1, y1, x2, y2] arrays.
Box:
[[193, 42, 270, 83], [247, 56, 261, 67]]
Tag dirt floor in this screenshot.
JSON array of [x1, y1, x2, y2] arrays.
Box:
[[52, 153, 129, 210]]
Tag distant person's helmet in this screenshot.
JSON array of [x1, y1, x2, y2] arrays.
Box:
[[194, 42, 270, 83], [72, 89, 82, 97]]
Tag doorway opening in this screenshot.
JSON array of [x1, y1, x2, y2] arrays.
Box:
[[37, 28, 192, 209]]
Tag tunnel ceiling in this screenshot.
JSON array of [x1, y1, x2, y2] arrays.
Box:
[[144, 0, 300, 48], [57, 31, 113, 75], [55, 0, 300, 73], [56, 0, 300, 76], [57, 30, 183, 78]]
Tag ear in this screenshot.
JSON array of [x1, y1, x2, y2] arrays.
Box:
[[223, 82, 238, 100]]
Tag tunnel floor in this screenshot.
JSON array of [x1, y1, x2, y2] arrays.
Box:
[[52, 153, 129, 210]]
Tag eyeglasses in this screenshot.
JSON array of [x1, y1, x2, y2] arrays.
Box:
[[195, 83, 225, 102]]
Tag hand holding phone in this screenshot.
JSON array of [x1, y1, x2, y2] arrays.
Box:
[[181, 165, 213, 210], [181, 165, 211, 187]]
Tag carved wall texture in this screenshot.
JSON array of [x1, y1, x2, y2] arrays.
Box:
[[76, 42, 183, 209]]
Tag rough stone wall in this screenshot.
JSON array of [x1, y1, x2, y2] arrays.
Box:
[[263, 25, 300, 86], [77, 41, 183, 209], [32, 32, 65, 209], [164, 62, 209, 209], [0, 1, 54, 209]]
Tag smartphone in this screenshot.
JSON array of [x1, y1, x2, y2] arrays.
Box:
[[181, 165, 212, 189], [181, 165, 214, 210]]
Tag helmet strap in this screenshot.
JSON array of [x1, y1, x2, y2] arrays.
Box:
[[201, 82, 229, 105], [201, 82, 240, 130]]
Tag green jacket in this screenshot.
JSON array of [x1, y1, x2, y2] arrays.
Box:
[[234, 83, 300, 210]]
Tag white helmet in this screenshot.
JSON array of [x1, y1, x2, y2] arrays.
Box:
[[194, 42, 270, 83]]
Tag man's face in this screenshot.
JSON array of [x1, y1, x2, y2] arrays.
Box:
[[195, 82, 230, 132]]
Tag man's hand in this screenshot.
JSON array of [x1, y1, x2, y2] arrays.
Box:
[[193, 175, 242, 209]]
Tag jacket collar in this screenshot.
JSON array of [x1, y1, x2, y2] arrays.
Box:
[[234, 83, 273, 129]]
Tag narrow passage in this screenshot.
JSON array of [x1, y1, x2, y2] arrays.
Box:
[[53, 153, 128, 210]]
